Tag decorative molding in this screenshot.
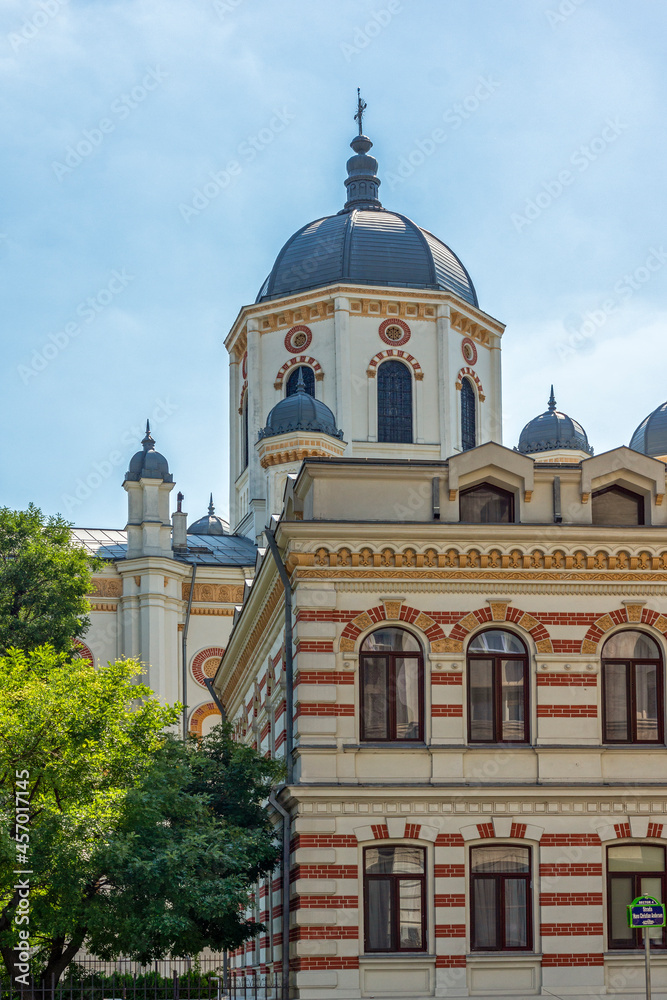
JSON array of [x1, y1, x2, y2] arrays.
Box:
[[378, 318, 411, 347], [285, 325, 313, 354], [461, 337, 478, 365], [89, 577, 122, 598], [274, 355, 323, 390], [455, 367, 485, 402], [180, 583, 245, 603], [366, 349, 423, 380], [339, 601, 447, 652], [581, 606, 667, 652], [73, 640, 94, 663], [89, 602, 117, 612], [191, 646, 226, 686], [189, 701, 218, 737]]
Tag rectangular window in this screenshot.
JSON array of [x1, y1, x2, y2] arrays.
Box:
[[470, 845, 532, 951], [364, 846, 426, 953], [602, 661, 662, 743], [608, 845, 666, 949]]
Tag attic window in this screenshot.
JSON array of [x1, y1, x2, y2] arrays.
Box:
[[460, 484, 514, 523], [592, 486, 644, 526]]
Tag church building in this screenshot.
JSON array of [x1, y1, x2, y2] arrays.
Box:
[[74, 104, 667, 998]]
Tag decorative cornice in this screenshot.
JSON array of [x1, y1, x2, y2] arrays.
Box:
[[180, 583, 245, 603], [89, 577, 122, 598]]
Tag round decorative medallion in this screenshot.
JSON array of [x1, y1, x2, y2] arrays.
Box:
[[285, 325, 313, 353], [242, 352, 247, 378], [379, 318, 411, 347], [461, 338, 477, 365], [191, 646, 225, 686]]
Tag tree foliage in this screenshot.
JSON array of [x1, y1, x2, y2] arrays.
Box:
[[0, 505, 97, 654], [0, 648, 283, 987]]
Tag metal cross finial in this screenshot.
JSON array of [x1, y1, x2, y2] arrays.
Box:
[[354, 88, 367, 136]]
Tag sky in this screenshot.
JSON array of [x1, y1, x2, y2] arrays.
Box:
[[2, 0, 667, 528]]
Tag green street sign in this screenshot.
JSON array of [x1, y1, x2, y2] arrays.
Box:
[[628, 895, 666, 929]]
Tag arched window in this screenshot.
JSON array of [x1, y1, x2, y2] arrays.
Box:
[[467, 630, 529, 744], [608, 844, 666, 949], [360, 628, 423, 742], [602, 630, 662, 743], [460, 483, 514, 523], [378, 361, 413, 444], [592, 485, 644, 526], [242, 399, 249, 470], [286, 365, 315, 397], [461, 377, 476, 451]]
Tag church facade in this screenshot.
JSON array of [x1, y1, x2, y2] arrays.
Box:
[[74, 115, 667, 998]]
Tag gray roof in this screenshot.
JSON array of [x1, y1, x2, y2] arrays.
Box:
[[259, 375, 343, 440], [124, 422, 173, 483], [517, 387, 593, 456], [187, 494, 230, 536], [72, 528, 256, 567], [256, 131, 478, 306], [630, 401, 667, 457]]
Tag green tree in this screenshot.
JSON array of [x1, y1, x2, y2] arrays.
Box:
[[0, 648, 282, 989], [0, 505, 97, 654]]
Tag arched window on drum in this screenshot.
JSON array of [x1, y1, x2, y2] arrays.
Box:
[[377, 361, 413, 444]]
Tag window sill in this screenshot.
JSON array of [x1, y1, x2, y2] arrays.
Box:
[[347, 742, 428, 750], [467, 952, 541, 960], [360, 953, 434, 961]]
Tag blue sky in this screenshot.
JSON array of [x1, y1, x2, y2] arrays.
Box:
[[2, 0, 667, 527]]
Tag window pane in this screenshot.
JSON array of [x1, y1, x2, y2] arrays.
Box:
[[501, 660, 525, 742], [472, 878, 497, 948], [399, 879, 423, 949], [469, 631, 525, 655], [610, 877, 634, 944], [366, 847, 424, 875], [378, 360, 412, 444], [635, 663, 659, 741], [641, 877, 664, 943], [471, 847, 530, 873], [362, 658, 388, 739], [609, 845, 666, 872], [395, 658, 420, 739], [603, 630, 659, 659], [592, 487, 643, 526], [470, 660, 494, 741], [461, 378, 476, 452], [505, 878, 528, 948], [367, 878, 392, 950], [460, 485, 513, 523], [286, 365, 315, 397], [604, 663, 629, 742], [361, 629, 420, 652]]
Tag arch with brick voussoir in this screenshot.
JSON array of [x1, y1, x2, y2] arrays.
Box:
[[188, 701, 219, 737], [449, 603, 553, 655], [190, 645, 226, 686], [339, 602, 448, 654], [581, 605, 667, 654]]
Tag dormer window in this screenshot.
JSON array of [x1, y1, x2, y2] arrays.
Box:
[[460, 483, 514, 523], [592, 485, 644, 526]]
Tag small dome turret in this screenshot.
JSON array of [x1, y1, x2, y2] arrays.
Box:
[[124, 421, 173, 482], [517, 387, 593, 459], [259, 372, 344, 441], [188, 494, 229, 535], [630, 402, 667, 460]]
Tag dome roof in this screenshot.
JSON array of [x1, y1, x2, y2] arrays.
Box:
[[256, 132, 477, 307], [188, 495, 229, 536], [630, 401, 667, 458], [517, 387, 593, 457], [125, 422, 173, 482], [259, 373, 344, 441]]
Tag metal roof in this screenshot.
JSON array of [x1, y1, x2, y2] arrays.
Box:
[[517, 387, 593, 456], [256, 209, 478, 306], [630, 401, 667, 457], [72, 528, 256, 566]]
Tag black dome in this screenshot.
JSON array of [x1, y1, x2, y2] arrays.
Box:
[[125, 422, 173, 482], [259, 379, 343, 441], [256, 134, 477, 307], [517, 388, 593, 457], [188, 495, 229, 535], [630, 402, 667, 458]]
